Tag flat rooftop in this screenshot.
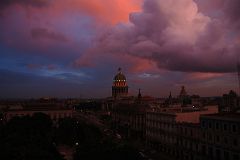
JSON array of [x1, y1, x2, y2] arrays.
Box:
[[201, 113, 240, 122]]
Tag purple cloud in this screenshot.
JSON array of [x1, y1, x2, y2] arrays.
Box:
[[0, 0, 50, 10], [31, 28, 68, 42], [76, 0, 240, 73]]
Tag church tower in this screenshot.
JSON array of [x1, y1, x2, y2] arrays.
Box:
[[112, 68, 128, 98]]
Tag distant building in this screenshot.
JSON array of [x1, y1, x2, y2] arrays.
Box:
[[191, 95, 202, 108], [112, 102, 148, 139], [219, 90, 240, 112], [111, 89, 154, 140], [2, 100, 73, 122], [4, 108, 73, 122], [112, 68, 128, 98], [179, 86, 187, 98], [178, 86, 191, 106]]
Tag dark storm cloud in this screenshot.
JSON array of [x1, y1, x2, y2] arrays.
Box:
[[195, 0, 240, 28], [0, 0, 49, 10], [31, 28, 68, 42], [223, 0, 240, 31], [223, 0, 240, 21], [152, 49, 237, 73]]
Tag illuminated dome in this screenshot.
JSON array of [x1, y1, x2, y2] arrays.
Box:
[[114, 68, 126, 81], [112, 68, 128, 98]]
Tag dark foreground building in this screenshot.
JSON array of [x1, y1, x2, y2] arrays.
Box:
[[146, 110, 240, 160]]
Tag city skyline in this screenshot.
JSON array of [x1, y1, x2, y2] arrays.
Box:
[[0, 0, 240, 98]]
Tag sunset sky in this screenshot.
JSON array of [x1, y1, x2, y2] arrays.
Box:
[[0, 0, 240, 98]]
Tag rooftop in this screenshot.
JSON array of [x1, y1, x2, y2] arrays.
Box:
[[201, 113, 240, 122]]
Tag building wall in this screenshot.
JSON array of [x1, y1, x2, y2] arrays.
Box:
[[112, 103, 146, 139], [146, 112, 205, 160], [4, 109, 73, 122], [146, 112, 240, 160], [200, 116, 240, 160]]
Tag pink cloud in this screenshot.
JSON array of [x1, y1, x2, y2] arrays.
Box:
[[55, 0, 142, 24], [0, 0, 143, 60], [188, 72, 224, 80], [31, 28, 68, 42], [2, 0, 240, 75]]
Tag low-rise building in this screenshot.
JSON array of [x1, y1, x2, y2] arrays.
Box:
[[2, 101, 73, 122], [219, 90, 240, 112], [200, 113, 240, 160], [146, 106, 221, 160], [112, 102, 148, 139], [4, 108, 73, 122]]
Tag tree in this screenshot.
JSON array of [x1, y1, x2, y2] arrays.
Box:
[[0, 113, 64, 160]]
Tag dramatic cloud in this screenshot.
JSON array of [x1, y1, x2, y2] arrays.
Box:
[[31, 28, 68, 42], [224, 0, 240, 23], [53, 0, 142, 24], [0, 0, 240, 98], [0, 0, 142, 58], [0, 0, 50, 10], [76, 0, 240, 73]]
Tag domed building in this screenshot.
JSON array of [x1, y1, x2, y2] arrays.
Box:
[[112, 68, 128, 98]]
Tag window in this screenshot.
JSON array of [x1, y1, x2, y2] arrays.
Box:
[[216, 122, 219, 130], [216, 136, 220, 143], [224, 137, 228, 144], [203, 132, 206, 139], [201, 145, 206, 154], [233, 139, 238, 146], [196, 144, 198, 151], [209, 122, 212, 129], [201, 120, 206, 128], [208, 147, 213, 156], [233, 154, 239, 160], [224, 124, 228, 131], [224, 151, 229, 160], [209, 134, 212, 141], [232, 124, 237, 132], [215, 149, 221, 160]]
